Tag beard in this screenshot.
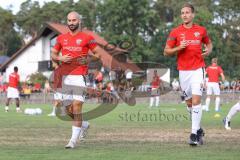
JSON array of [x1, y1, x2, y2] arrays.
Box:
[[68, 23, 79, 32]]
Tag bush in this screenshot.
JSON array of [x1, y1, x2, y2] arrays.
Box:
[[29, 72, 47, 87]]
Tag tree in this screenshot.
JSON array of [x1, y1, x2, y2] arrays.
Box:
[[0, 7, 22, 56], [97, 0, 160, 62], [12, 0, 240, 78], [16, 0, 42, 37], [214, 0, 240, 78]]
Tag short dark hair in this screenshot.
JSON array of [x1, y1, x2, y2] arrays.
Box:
[[182, 3, 195, 13], [14, 66, 18, 72], [212, 58, 218, 64]]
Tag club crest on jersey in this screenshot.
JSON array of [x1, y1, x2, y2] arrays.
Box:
[[194, 32, 200, 37], [76, 39, 82, 45]]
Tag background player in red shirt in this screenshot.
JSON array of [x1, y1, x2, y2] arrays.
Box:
[[48, 60, 60, 117], [164, 3, 213, 146], [5, 66, 21, 112], [204, 58, 225, 112], [51, 11, 102, 149], [149, 70, 161, 107]]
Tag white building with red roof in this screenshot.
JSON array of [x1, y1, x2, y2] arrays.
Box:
[[0, 22, 140, 82]]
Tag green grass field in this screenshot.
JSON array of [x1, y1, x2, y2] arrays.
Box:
[[0, 101, 240, 160]]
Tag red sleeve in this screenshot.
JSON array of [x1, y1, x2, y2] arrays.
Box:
[[53, 36, 62, 52], [87, 35, 97, 51], [202, 28, 210, 44], [166, 30, 177, 48]]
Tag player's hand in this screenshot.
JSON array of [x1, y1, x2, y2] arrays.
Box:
[[90, 54, 100, 61], [53, 64, 59, 70], [178, 40, 187, 50], [52, 61, 59, 69], [58, 54, 72, 63], [77, 57, 88, 65], [201, 44, 209, 57]]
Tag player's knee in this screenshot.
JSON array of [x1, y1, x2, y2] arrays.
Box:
[[185, 99, 192, 107], [72, 100, 83, 107], [186, 102, 192, 108], [72, 100, 83, 114], [192, 99, 201, 106]]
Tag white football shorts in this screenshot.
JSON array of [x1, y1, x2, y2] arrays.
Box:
[[7, 87, 19, 99], [179, 67, 205, 100], [61, 75, 86, 102], [206, 82, 220, 96]]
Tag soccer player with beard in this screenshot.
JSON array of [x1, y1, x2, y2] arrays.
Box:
[[51, 11, 102, 149], [164, 3, 213, 146]]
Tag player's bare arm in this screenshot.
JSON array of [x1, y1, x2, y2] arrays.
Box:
[[202, 41, 213, 57], [163, 41, 187, 56], [220, 73, 225, 82], [91, 45, 103, 60], [51, 48, 73, 63], [51, 59, 59, 69]]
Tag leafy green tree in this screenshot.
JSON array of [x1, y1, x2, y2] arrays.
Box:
[[97, 0, 160, 62], [16, 0, 42, 37], [0, 7, 22, 56], [29, 72, 47, 87], [12, 0, 240, 78]]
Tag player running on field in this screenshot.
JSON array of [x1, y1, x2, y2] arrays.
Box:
[[51, 11, 102, 149], [164, 3, 213, 146]]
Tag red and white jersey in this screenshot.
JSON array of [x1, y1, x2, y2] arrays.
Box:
[[54, 32, 97, 75], [8, 72, 20, 88], [151, 75, 161, 88], [206, 64, 223, 83], [166, 24, 210, 70]]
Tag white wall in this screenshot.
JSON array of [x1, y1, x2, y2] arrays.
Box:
[[6, 38, 44, 82], [4, 30, 56, 83], [42, 32, 56, 61], [146, 68, 171, 84]]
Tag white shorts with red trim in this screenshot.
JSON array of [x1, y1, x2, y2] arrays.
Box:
[[179, 67, 205, 100]]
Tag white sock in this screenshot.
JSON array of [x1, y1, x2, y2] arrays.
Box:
[[215, 97, 220, 112], [70, 126, 81, 143], [82, 121, 89, 129], [226, 102, 240, 122], [150, 97, 154, 107], [52, 106, 56, 114], [5, 106, 9, 111], [191, 104, 202, 134], [155, 96, 159, 106], [205, 97, 210, 111], [16, 107, 20, 111]]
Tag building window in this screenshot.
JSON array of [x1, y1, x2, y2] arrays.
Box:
[[38, 60, 53, 72], [50, 36, 57, 49]]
